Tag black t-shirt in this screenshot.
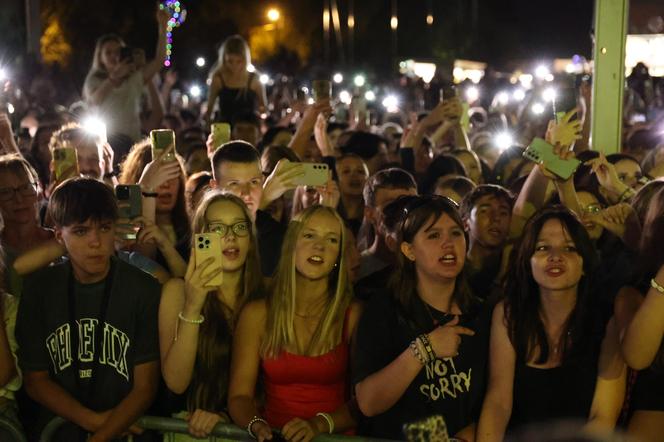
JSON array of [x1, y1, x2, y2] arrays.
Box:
[[352, 291, 491, 440], [256, 209, 287, 276], [16, 257, 160, 436]]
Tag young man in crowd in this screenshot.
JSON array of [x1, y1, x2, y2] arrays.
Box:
[[357, 168, 418, 281], [211, 140, 304, 275], [459, 184, 514, 301], [16, 178, 160, 441]]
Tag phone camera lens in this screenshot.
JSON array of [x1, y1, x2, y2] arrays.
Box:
[[198, 244, 204, 249], [205, 240, 210, 245]]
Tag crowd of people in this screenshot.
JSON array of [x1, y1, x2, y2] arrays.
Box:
[[0, 9, 664, 442]]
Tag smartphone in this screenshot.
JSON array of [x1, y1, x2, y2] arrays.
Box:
[[115, 185, 142, 240], [119, 46, 134, 62], [194, 233, 223, 287], [312, 80, 331, 102], [53, 147, 79, 182], [150, 129, 177, 162], [523, 137, 580, 180], [440, 84, 457, 102], [211, 123, 231, 148], [403, 415, 450, 442], [554, 87, 578, 123], [293, 163, 329, 187], [296, 88, 306, 102]]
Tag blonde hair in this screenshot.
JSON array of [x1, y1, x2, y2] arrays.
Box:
[[261, 205, 352, 358], [208, 35, 251, 81], [88, 34, 125, 78], [48, 122, 103, 158]]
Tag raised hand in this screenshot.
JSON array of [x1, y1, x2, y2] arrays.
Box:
[[182, 252, 222, 315], [313, 114, 333, 157], [138, 156, 181, 192], [545, 110, 582, 148], [585, 153, 626, 196], [427, 316, 475, 358], [260, 159, 304, 209], [585, 202, 635, 240]]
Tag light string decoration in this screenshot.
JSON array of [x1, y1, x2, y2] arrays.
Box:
[[160, 0, 187, 67]]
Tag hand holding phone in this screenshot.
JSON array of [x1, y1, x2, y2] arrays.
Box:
[[116, 185, 142, 240], [546, 109, 582, 148], [53, 146, 79, 182], [211, 123, 231, 150], [523, 138, 580, 180], [194, 233, 223, 288], [150, 129, 177, 162]]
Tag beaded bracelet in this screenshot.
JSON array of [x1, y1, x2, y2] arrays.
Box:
[[651, 278, 664, 295], [409, 340, 428, 365], [178, 311, 205, 324], [418, 333, 437, 362], [247, 416, 269, 439], [316, 412, 335, 434]]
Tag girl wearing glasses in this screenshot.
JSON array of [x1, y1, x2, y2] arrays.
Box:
[[353, 195, 490, 441], [159, 192, 262, 438], [229, 205, 361, 442], [477, 206, 625, 440]]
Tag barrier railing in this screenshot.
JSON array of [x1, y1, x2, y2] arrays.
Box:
[[40, 416, 398, 442], [0, 415, 27, 442]]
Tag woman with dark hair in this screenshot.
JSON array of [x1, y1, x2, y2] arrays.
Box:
[[434, 176, 476, 205], [606, 153, 644, 191], [159, 192, 262, 438], [450, 149, 483, 185], [616, 185, 664, 442], [353, 195, 490, 440], [83, 8, 170, 142], [120, 140, 190, 276], [477, 206, 625, 440]]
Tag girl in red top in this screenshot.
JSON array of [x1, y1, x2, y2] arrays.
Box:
[[229, 205, 362, 441]]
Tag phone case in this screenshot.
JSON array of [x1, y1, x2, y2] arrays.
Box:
[[403, 415, 450, 442], [523, 138, 580, 180], [312, 80, 331, 102], [115, 185, 142, 219], [53, 147, 79, 182], [211, 123, 231, 148], [150, 129, 177, 162], [194, 233, 223, 287], [293, 163, 329, 187]]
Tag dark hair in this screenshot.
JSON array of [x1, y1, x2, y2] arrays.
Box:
[[211, 141, 260, 182], [231, 112, 261, 129], [362, 167, 417, 207], [327, 122, 349, 133], [490, 146, 523, 185], [419, 155, 467, 195], [260, 144, 300, 175], [381, 195, 419, 235], [504, 206, 599, 364], [340, 131, 387, 160], [606, 153, 639, 166], [459, 184, 515, 220], [638, 185, 664, 278], [261, 127, 293, 148], [631, 179, 664, 225], [390, 195, 477, 327], [641, 145, 664, 177], [49, 178, 118, 227]]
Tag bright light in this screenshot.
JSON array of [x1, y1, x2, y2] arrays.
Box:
[[496, 91, 509, 106], [267, 8, 280, 22], [333, 73, 343, 84], [513, 88, 526, 101], [565, 63, 576, 74], [348, 15, 355, 28], [390, 16, 398, 30], [247, 64, 256, 73], [413, 62, 436, 83], [542, 87, 557, 102], [0, 67, 6, 82], [382, 95, 399, 112], [465, 86, 480, 103], [353, 74, 366, 87], [531, 102, 546, 115], [534, 65, 550, 79], [259, 74, 270, 85], [189, 85, 202, 98], [195, 57, 206, 67], [7, 103, 14, 114], [518, 74, 533, 89], [307, 97, 315, 105], [83, 117, 107, 142], [544, 73, 555, 82], [426, 14, 434, 25], [364, 90, 376, 101], [495, 132, 514, 151], [339, 90, 352, 105]]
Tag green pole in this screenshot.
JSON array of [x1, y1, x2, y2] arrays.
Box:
[[591, 0, 629, 154]]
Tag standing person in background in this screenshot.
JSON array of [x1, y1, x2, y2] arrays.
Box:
[[83, 7, 170, 143], [203, 35, 267, 125]]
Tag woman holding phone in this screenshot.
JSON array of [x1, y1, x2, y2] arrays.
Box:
[[159, 192, 262, 438], [83, 7, 170, 142], [229, 205, 361, 441], [477, 206, 625, 440], [353, 195, 490, 441], [204, 35, 268, 124]]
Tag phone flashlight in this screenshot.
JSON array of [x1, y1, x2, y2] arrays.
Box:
[[83, 117, 107, 143]]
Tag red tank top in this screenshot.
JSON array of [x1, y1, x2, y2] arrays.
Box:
[[261, 312, 350, 428]]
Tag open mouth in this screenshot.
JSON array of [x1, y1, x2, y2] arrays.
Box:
[[307, 255, 324, 265], [545, 266, 565, 277], [439, 254, 457, 265], [222, 248, 239, 260]]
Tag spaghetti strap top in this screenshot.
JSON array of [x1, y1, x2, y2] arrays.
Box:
[[214, 72, 258, 123], [261, 309, 351, 428]]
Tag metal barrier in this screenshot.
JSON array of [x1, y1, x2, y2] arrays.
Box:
[[0, 415, 27, 442], [40, 416, 398, 442]]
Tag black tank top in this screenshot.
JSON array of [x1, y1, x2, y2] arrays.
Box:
[[214, 72, 258, 123]]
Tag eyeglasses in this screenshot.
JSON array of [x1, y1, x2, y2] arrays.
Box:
[[0, 182, 37, 202], [206, 221, 251, 238]]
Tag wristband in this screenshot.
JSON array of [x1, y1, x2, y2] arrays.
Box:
[[316, 412, 334, 434], [177, 311, 204, 324], [247, 416, 269, 439], [418, 333, 437, 362], [618, 186, 635, 202], [409, 340, 427, 365], [651, 278, 664, 295], [104, 171, 118, 179], [142, 191, 158, 198]]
